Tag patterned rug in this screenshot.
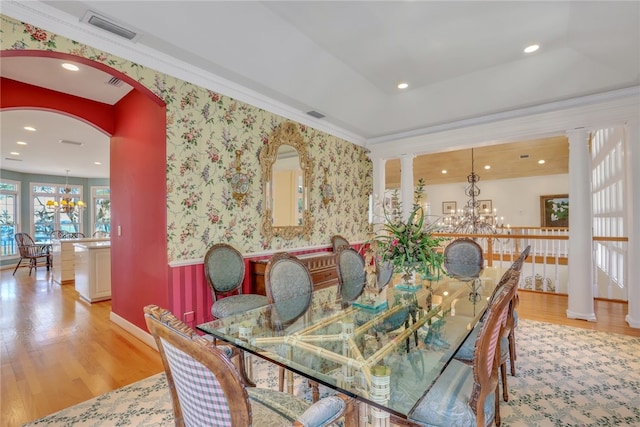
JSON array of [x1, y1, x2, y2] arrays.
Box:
[[23, 320, 640, 426]]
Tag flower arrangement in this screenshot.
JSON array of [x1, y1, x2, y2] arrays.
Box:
[[369, 179, 446, 283]]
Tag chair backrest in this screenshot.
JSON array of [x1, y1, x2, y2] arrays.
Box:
[[14, 233, 35, 256], [443, 238, 484, 280], [331, 235, 350, 252], [376, 259, 394, 292], [50, 230, 66, 240], [336, 246, 366, 305], [204, 243, 245, 300], [470, 273, 518, 425], [264, 252, 313, 329], [65, 232, 85, 238], [144, 305, 251, 427]]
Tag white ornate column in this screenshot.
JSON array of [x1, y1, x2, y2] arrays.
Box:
[[369, 154, 387, 227], [566, 128, 596, 321], [400, 153, 415, 221], [625, 119, 640, 327]]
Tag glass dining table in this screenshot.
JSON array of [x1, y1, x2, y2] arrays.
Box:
[[197, 277, 489, 425]]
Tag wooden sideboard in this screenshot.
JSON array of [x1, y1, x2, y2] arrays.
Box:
[[250, 251, 338, 296]]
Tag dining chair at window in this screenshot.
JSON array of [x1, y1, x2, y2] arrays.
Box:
[[144, 305, 347, 427], [204, 243, 268, 319], [13, 232, 52, 276], [402, 273, 517, 427], [336, 246, 366, 307], [65, 232, 85, 238], [330, 235, 350, 252], [264, 252, 318, 398], [444, 237, 484, 302], [50, 230, 66, 240]]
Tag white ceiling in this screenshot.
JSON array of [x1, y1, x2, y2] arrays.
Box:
[[1, 1, 639, 179]]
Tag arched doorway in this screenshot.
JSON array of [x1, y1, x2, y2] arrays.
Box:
[[1, 50, 169, 333]]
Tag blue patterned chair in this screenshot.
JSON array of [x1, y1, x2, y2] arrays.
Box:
[[376, 259, 394, 292], [144, 305, 347, 427], [444, 238, 484, 302], [204, 243, 268, 319], [336, 246, 366, 307], [331, 234, 350, 252], [400, 273, 518, 427], [264, 252, 318, 398]]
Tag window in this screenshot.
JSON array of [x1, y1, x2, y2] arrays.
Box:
[[591, 127, 627, 299], [92, 187, 111, 235], [32, 182, 84, 240], [0, 180, 19, 256]]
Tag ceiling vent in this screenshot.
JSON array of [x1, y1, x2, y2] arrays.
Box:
[[60, 139, 84, 146], [81, 11, 141, 42], [306, 110, 325, 119], [106, 76, 124, 87], [4, 157, 22, 162]]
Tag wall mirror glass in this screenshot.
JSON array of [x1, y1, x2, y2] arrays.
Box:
[[260, 122, 313, 243]]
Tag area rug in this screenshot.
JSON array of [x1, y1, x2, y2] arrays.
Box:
[[23, 320, 640, 426]]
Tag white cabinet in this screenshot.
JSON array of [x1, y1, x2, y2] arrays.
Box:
[[52, 237, 109, 285], [74, 241, 111, 303]]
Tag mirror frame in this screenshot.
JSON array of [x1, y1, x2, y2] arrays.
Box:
[[260, 122, 313, 243]]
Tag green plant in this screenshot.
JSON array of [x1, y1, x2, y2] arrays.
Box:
[[370, 179, 445, 280]]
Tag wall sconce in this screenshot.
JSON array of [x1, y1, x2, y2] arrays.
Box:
[[231, 150, 249, 202], [320, 167, 334, 206]]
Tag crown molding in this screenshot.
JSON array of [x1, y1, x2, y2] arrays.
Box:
[[368, 87, 640, 159], [1, 1, 366, 146]]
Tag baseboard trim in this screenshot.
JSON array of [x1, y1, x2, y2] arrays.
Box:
[[109, 311, 158, 350]]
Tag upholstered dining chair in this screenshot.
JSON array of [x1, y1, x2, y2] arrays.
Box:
[[453, 246, 531, 402], [65, 232, 85, 238], [264, 252, 318, 397], [13, 232, 51, 276], [204, 243, 268, 319], [401, 273, 517, 427], [336, 246, 367, 307], [444, 238, 484, 302], [144, 305, 347, 427], [330, 234, 350, 252]]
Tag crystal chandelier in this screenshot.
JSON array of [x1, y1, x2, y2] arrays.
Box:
[[440, 149, 504, 234], [46, 170, 86, 215]]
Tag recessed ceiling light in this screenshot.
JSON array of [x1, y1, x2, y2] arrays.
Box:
[[524, 44, 539, 54], [484, 165, 491, 170], [16, 141, 27, 145], [538, 159, 546, 164], [441, 170, 447, 174], [24, 126, 36, 131], [62, 63, 79, 71], [397, 82, 409, 89], [10, 152, 20, 156], [94, 161, 102, 165]]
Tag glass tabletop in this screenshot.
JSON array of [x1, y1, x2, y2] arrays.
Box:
[[197, 277, 488, 420]]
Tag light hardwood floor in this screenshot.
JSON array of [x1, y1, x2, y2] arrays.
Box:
[[1, 267, 638, 427]]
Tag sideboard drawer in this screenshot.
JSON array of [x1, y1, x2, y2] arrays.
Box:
[[250, 251, 338, 295]]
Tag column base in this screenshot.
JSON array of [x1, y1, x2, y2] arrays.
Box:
[[566, 309, 597, 322]]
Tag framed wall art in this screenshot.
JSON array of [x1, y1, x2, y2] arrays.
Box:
[[478, 200, 492, 214], [442, 201, 457, 214], [540, 194, 569, 227]]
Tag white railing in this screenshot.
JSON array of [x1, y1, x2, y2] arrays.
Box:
[[434, 227, 628, 301]]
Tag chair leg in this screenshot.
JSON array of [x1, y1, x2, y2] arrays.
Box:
[[500, 362, 509, 402], [494, 384, 502, 426], [278, 366, 285, 392], [12, 258, 24, 275], [508, 330, 517, 376], [309, 380, 319, 402]]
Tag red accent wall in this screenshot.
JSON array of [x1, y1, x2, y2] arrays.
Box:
[[112, 90, 168, 330], [1, 77, 114, 133]]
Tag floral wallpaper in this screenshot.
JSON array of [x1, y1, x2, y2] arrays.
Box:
[[1, 15, 373, 262]]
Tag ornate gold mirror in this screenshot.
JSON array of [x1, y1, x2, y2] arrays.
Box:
[[261, 122, 313, 243]]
